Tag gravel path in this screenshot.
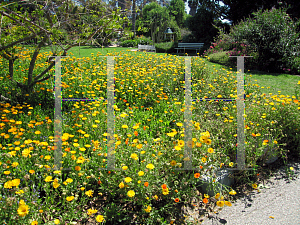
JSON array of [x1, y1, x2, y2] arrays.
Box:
[[200, 160, 300, 225]]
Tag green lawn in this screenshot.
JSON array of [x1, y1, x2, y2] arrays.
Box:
[[204, 59, 300, 98]]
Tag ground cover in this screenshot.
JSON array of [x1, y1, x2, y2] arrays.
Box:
[[0, 46, 299, 224]]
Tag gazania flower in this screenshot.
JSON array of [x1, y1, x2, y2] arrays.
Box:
[[203, 198, 208, 204], [17, 204, 29, 217], [127, 190, 135, 198], [208, 148, 214, 153], [225, 201, 232, 206], [144, 205, 152, 213], [66, 196, 74, 201], [146, 163, 155, 169], [174, 198, 180, 202], [85, 190, 94, 197], [96, 215, 105, 222], [124, 177, 132, 183], [194, 173, 200, 178], [144, 182, 149, 187], [216, 201, 224, 207]]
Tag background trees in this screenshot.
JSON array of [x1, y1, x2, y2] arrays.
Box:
[[136, 1, 180, 43], [0, 0, 124, 103]]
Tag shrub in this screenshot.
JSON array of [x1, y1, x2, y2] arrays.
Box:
[[120, 39, 138, 47], [227, 7, 300, 74], [120, 36, 153, 47], [207, 51, 231, 66], [155, 41, 176, 53]]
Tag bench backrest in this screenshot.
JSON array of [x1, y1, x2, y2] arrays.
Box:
[[178, 43, 204, 48]]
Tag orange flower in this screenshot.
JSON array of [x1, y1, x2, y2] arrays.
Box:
[[251, 133, 256, 137], [174, 198, 180, 202], [134, 131, 138, 136], [161, 184, 167, 189], [203, 198, 208, 204], [143, 126, 146, 131], [144, 182, 149, 187], [194, 173, 200, 178], [199, 166, 203, 169], [125, 138, 129, 145]]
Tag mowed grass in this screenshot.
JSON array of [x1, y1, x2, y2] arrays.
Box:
[[0, 46, 299, 224], [204, 59, 300, 97]]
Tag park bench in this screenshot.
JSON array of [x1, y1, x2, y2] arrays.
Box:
[[138, 44, 156, 52], [175, 43, 204, 54]]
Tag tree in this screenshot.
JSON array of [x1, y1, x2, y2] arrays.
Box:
[[0, 0, 125, 103], [136, 2, 177, 43], [168, 0, 185, 27], [186, 4, 220, 44]]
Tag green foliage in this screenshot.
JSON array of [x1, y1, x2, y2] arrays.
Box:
[[207, 51, 231, 66], [154, 41, 176, 53], [120, 36, 153, 47], [167, 0, 185, 28], [135, 2, 180, 43], [186, 5, 220, 45], [225, 8, 300, 73]]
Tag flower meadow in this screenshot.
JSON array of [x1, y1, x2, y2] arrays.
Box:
[[0, 47, 300, 224]]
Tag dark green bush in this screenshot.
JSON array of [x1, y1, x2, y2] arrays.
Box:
[[227, 8, 300, 74], [155, 42, 176, 53], [120, 39, 138, 47]]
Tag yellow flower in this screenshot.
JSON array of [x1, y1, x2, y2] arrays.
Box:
[[229, 162, 234, 167], [174, 145, 181, 150], [208, 148, 214, 153], [170, 160, 177, 166], [216, 201, 224, 207], [119, 182, 125, 188], [17, 204, 29, 217], [96, 215, 105, 222], [45, 176, 53, 182], [11, 179, 20, 187], [53, 182, 60, 189], [201, 157, 207, 163], [138, 171, 144, 176], [11, 162, 19, 167], [144, 205, 152, 213], [122, 125, 128, 129], [85, 190, 94, 197], [146, 163, 155, 169], [130, 153, 138, 160], [35, 131, 41, 135], [176, 122, 183, 127], [290, 167, 294, 171], [4, 171, 11, 175], [54, 219, 60, 224], [87, 208, 98, 216], [136, 144, 143, 149], [122, 166, 128, 170], [225, 201, 232, 206], [124, 177, 132, 183], [215, 193, 220, 199], [66, 196, 74, 201], [153, 195, 158, 200], [31, 221, 38, 225], [178, 140, 184, 147], [204, 194, 210, 198], [127, 190, 135, 198], [252, 183, 258, 189], [229, 190, 237, 195]]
